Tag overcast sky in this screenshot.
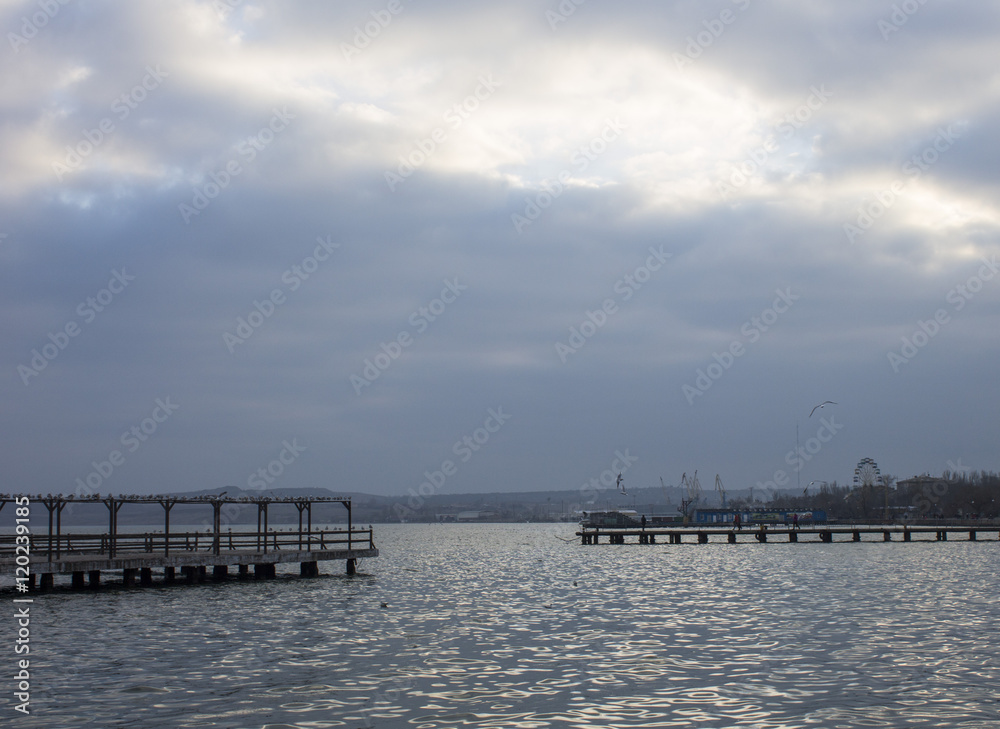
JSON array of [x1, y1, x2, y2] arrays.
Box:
[[2, 0, 998, 505]]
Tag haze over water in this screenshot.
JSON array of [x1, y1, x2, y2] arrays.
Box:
[[10, 523, 1000, 728]]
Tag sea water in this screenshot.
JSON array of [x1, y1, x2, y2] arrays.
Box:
[[6, 523, 999, 728]]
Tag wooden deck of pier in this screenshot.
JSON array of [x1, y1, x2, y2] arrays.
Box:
[[0, 494, 378, 590], [577, 524, 1000, 545]]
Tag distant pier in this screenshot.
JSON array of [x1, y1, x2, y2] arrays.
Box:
[[577, 524, 1000, 545], [0, 494, 377, 590]]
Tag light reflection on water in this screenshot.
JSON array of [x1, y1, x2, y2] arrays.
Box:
[[10, 523, 1000, 728]]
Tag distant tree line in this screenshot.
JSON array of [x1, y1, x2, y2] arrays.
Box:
[[749, 470, 1000, 520]]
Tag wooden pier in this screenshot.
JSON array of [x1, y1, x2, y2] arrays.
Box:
[[577, 524, 1000, 545], [0, 494, 377, 590]]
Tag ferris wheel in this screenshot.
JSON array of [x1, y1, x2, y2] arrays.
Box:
[[853, 457, 882, 488]]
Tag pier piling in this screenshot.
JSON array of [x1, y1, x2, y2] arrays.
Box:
[[575, 523, 997, 547], [3, 495, 377, 591]]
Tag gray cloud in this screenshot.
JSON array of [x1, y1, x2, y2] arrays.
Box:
[[1, 0, 997, 503]]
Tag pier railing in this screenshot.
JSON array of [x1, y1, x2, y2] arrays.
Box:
[[0, 527, 375, 561]]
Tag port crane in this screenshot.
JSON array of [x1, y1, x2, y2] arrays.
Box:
[[659, 476, 672, 506], [715, 474, 726, 507], [678, 470, 702, 522]]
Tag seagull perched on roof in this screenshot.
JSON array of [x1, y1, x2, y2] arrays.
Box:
[[809, 400, 837, 417]]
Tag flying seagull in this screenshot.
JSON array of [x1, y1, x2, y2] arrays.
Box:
[[616, 472, 627, 495], [809, 400, 837, 417]]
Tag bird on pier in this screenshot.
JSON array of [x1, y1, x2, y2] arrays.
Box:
[[809, 400, 837, 417]]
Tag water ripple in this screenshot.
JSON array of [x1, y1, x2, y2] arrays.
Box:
[[8, 524, 1000, 728]]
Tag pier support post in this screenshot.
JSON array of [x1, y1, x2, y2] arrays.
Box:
[[346, 558, 357, 576], [903, 530, 911, 542], [941, 530, 947, 541], [182, 566, 198, 584], [122, 568, 136, 587], [164, 566, 175, 583], [852, 531, 861, 542], [140, 568, 153, 586], [40, 573, 53, 591], [788, 531, 797, 542], [27, 574, 36, 590], [88, 570, 101, 589], [728, 532, 737, 544], [198, 565, 208, 581], [238, 564, 249, 579], [649, 534, 656, 544], [698, 532, 708, 544], [883, 531, 891, 542], [213, 565, 228, 581], [71, 571, 85, 589], [969, 530, 977, 541], [300, 561, 318, 577], [821, 531, 832, 543]]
